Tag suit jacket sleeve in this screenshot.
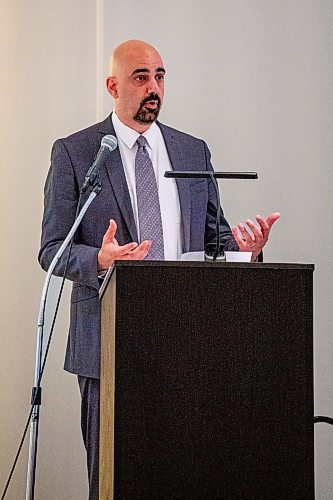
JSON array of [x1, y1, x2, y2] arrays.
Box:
[[38, 139, 100, 290]]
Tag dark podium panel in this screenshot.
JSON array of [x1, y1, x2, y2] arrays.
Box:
[[100, 262, 314, 500]]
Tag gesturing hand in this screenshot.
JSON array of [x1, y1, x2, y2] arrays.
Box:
[[98, 219, 151, 270], [231, 212, 280, 261]]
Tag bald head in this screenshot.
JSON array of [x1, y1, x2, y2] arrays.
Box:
[[109, 40, 163, 76], [106, 40, 165, 133]]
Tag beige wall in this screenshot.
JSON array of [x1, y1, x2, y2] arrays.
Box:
[[1, 1, 333, 498], [0, 1, 95, 498]]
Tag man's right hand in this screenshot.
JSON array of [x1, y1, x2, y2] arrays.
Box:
[[97, 219, 151, 270]]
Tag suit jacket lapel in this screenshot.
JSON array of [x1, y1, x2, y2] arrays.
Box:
[[98, 114, 138, 242], [158, 123, 191, 253]]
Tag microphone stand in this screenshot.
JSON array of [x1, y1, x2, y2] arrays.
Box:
[[164, 171, 258, 261], [25, 182, 101, 500]]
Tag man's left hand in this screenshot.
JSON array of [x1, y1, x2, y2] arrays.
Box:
[[231, 212, 280, 261]]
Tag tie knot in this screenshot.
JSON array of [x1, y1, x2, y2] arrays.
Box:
[[137, 135, 148, 148]]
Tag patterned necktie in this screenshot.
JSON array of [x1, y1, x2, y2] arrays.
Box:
[[135, 135, 165, 260]]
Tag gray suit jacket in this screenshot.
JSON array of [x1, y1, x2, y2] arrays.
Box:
[[39, 114, 238, 378]]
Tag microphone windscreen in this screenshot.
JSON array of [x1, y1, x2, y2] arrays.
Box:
[[101, 134, 118, 152]]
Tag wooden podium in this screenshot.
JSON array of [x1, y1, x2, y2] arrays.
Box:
[[99, 261, 314, 499]]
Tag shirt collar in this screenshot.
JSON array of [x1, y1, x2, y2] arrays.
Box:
[[112, 111, 159, 150]]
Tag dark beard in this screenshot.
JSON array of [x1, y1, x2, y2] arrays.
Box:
[[133, 93, 161, 124]]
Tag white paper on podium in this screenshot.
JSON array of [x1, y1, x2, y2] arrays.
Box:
[[225, 251, 251, 262], [180, 251, 252, 262]]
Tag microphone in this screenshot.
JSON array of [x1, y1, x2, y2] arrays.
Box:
[[164, 170, 258, 261], [81, 135, 118, 193]]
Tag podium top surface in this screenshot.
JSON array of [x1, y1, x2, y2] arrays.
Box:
[[100, 261, 314, 299], [113, 261, 314, 271]]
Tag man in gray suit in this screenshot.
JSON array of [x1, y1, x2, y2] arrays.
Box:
[[39, 40, 279, 499]]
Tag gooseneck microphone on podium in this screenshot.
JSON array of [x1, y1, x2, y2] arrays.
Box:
[[164, 171, 258, 261]]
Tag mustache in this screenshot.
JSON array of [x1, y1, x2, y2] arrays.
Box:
[[140, 93, 161, 107]]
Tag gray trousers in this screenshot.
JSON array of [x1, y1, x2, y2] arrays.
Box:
[[78, 376, 100, 500]]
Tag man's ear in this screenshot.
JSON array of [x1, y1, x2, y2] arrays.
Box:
[[106, 76, 118, 98]]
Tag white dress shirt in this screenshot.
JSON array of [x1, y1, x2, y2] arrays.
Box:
[[112, 112, 183, 260]]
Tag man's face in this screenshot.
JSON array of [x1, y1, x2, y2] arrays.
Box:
[[107, 45, 165, 132]]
